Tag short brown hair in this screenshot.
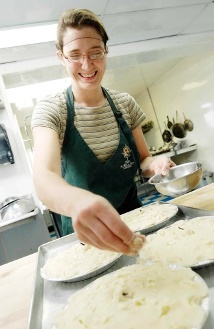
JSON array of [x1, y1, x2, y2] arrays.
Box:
[[56, 9, 109, 51]]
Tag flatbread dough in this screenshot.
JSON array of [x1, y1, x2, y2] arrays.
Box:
[[139, 216, 214, 266], [52, 263, 208, 329], [120, 203, 178, 231], [41, 243, 120, 280]]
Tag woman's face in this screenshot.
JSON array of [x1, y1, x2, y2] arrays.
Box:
[[58, 26, 107, 93]]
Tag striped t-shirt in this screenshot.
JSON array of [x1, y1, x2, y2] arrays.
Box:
[[31, 88, 146, 162]]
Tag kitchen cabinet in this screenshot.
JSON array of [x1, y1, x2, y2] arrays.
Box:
[[0, 208, 50, 265]]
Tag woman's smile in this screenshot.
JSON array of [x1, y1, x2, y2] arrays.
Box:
[[79, 70, 98, 79]]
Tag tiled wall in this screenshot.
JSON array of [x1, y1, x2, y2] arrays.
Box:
[[137, 50, 214, 172]]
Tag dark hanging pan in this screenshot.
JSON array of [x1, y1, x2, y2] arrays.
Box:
[[162, 122, 172, 143], [172, 111, 187, 139], [167, 116, 173, 129], [183, 112, 194, 131]]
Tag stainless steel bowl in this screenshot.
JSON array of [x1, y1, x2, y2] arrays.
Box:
[[0, 198, 36, 221], [148, 162, 203, 197], [0, 196, 19, 209]]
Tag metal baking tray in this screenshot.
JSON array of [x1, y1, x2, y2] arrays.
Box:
[[28, 204, 214, 329], [39, 234, 121, 282]]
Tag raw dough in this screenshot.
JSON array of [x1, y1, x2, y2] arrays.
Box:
[[41, 243, 120, 280], [139, 216, 214, 266], [120, 203, 178, 231], [52, 263, 208, 329]]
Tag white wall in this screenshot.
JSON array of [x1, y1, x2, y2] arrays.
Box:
[[136, 90, 162, 149], [0, 80, 33, 203], [137, 50, 214, 172]]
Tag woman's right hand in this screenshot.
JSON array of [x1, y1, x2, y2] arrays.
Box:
[[71, 190, 145, 255]]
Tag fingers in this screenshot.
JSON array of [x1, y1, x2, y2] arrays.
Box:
[[100, 213, 146, 255], [76, 231, 117, 252], [73, 215, 133, 254], [161, 160, 176, 175], [74, 218, 125, 252], [92, 198, 141, 246], [128, 234, 146, 256], [155, 157, 176, 176], [73, 210, 146, 255], [71, 191, 146, 255]]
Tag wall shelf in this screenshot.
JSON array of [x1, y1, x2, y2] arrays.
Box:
[[153, 144, 197, 158]]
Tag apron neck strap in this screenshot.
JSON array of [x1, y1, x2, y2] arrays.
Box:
[[102, 87, 122, 119], [66, 86, 74, 121], [102, 87, 143, 183]]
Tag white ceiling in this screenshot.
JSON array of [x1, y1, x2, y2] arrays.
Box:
[[1, 0, 214, 64], [0, 0, 212, 29], [2, 0, 214, 127]]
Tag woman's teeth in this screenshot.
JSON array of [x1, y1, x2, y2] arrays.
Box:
[[80, 72, 96, 78]]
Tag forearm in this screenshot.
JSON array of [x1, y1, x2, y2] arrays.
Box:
[[33, 169, 86, 216], [140, 156, 156, 178]]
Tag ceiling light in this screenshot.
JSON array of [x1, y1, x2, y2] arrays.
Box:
[[0, 23, 57, 49], [6, 78, 70, 104], [201, 103, 211, 109], [181, 81, 207, 91]]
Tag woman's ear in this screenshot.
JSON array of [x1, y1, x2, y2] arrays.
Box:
[[105, 45, 109, 54], [57, 50, 65, 65]]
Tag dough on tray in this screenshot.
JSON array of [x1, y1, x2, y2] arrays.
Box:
[[41, 243, 120, 280], [139, 216, 214, 266], [52, 263, 208, 329], [120, 203, 178, 231]]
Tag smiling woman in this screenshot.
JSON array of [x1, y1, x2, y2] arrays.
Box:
[[56, 23, 109, 99], [31, 8, 175, 254]]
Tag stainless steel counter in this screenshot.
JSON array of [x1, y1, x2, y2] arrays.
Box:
[[28, 204, 214, 329], [1, 183, 214, 329]]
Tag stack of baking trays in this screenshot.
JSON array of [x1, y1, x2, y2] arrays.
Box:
[[28, 202, 214, 329]]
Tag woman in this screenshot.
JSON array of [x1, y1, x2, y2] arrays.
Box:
[[32, 8, 175, 255]]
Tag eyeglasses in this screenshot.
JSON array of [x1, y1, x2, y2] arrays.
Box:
[[63, 50, 107, 63]]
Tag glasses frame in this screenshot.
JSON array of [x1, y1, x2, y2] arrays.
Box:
[[62, 49, 107, 63]]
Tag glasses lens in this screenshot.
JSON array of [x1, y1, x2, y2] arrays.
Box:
[[68, 54, 82, 62], [65, 50, 106, 63], [89, 51, 104, 60]]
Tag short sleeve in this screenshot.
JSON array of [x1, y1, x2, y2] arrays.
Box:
[[31, 90, 67, 143], [126, 93, 146, 130], [106, 89, 146, 130]]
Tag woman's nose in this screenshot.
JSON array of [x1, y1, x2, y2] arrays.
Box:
[[81, 56, 93, 69]]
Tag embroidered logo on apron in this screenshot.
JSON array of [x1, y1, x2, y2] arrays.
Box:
[[121, 145, 134, 170]]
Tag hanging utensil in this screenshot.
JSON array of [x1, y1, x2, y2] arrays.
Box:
[[172, 111, 187, 139], [162, 122, 172, 143], [167, 116, 173, 129], [183, 112, 194, 131]]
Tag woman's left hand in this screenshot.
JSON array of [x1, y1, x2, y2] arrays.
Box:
[[132, 126, 175, 178], [150, 156, 176, 176]]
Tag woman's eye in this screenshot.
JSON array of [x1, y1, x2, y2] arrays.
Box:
[[69, 54, 81, 60], [90, 52, 101, 58]]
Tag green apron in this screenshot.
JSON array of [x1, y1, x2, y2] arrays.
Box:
[[61, 87, 142, 235]]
